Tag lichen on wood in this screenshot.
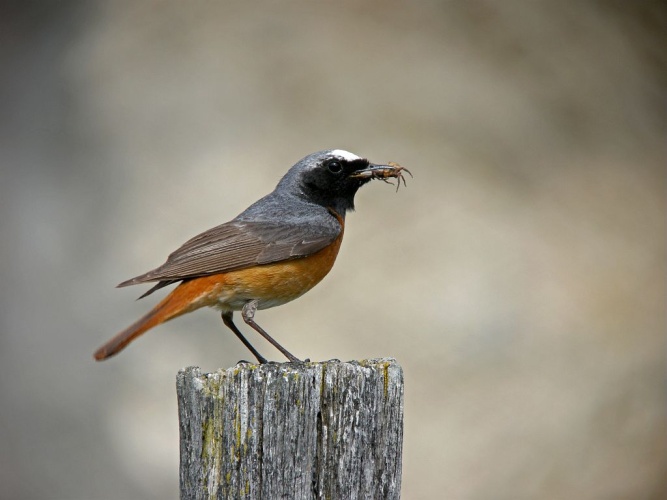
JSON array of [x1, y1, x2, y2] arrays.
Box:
[[177, 358, 404, 500]]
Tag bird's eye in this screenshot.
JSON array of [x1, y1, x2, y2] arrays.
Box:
[[327, 160, 343, 174]]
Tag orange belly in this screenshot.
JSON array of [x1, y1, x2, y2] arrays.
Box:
[[175, 224, 344, 312], [211, 233, 343, 310]]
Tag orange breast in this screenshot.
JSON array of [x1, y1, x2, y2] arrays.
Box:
[[219, 232, 343, 310], [181, 211, 345, 312]]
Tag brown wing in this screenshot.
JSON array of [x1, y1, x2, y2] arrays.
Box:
[[117, 219, 341, 291]]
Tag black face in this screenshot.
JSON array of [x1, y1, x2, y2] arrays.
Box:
[[305, 155, 370, 190], [300, 153, 372, 212]]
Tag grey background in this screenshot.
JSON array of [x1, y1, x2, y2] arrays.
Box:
[[1, 2, 665, 499]]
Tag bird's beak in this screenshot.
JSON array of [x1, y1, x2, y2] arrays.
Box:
[[350, 162, 412, 190]]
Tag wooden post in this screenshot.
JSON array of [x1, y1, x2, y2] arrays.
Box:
[[177, 358, 404, 500]]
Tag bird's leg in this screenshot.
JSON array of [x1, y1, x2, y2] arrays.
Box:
[[241, 300, 302, 363], [221, 311, 268, 364]]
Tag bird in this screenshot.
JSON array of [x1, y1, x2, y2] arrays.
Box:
[[93, 149, 410, 364]]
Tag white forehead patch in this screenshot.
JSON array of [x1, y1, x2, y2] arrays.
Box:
[[330, 149, 362, 161]]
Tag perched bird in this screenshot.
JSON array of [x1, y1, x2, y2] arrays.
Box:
[[94, 149, 410, 363]]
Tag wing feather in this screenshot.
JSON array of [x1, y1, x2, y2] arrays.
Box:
[[118, 219, 340, 289]]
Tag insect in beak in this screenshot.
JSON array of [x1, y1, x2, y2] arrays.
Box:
[[351, 162, 413, 191]]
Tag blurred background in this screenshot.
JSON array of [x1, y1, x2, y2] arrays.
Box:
[[1, 1, 665, 499]]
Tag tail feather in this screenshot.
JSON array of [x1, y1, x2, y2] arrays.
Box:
[[94, 279, 214, 361]]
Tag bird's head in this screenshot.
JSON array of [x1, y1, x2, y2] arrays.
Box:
[[278, 149, 406, 214]]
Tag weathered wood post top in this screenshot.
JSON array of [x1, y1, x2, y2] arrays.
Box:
[[177, 358, 404, 499]]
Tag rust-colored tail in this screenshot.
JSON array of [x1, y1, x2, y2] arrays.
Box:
[[94, 277, 219, 361]]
